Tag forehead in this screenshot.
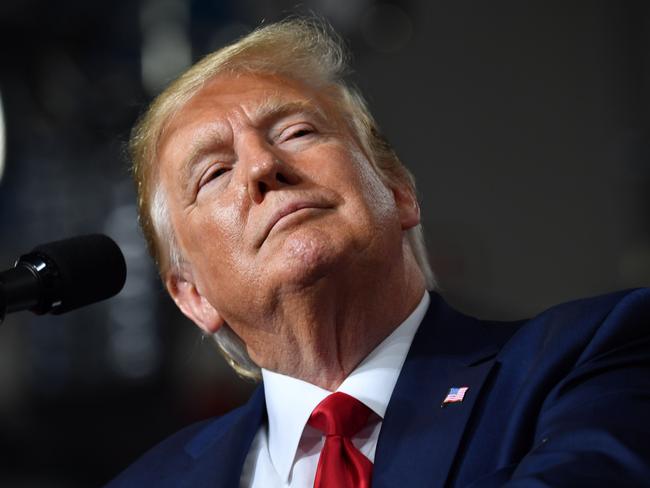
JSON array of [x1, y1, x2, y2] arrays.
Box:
[[163, 72, 335, 139]]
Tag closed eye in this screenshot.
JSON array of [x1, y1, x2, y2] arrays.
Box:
[[290, 128, 312, 138], [278, 124, 315, 143], [199, 166, 229, 188]]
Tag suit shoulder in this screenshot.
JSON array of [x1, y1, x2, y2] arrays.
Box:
[[537, 287, 649, 321], [499, 288, 650, 362], [105, 395, 260, 487], [532, 287, 650, 337]]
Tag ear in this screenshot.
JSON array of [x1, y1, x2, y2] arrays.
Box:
[[165, 271, 224, 334], [391, 181, 421, 230]]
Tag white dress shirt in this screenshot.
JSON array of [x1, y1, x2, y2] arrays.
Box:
[[240, 292, 430, 487]]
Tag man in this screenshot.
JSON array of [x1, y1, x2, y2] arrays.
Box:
[[108, 19, 650, 487]]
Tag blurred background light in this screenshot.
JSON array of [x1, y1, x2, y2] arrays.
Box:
[[140, 0, 192, 95], [104, 201, 161, 380]]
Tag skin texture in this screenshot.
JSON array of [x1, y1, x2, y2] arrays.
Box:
[[158, 72, 426, 390]]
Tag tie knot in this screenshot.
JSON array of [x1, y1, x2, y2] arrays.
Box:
[[308, 392, 372, 438]]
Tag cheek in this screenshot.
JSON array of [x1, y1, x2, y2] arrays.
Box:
[[340, 149, 397, 223], [177, 200, 243, 268]]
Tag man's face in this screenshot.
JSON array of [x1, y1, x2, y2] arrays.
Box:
[[157, 72, 418, 340]]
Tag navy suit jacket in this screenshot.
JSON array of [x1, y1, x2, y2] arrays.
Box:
[[107, 288, 650, 487]]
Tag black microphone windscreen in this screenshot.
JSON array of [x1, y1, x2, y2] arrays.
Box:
[[30, 234, 127, 314]]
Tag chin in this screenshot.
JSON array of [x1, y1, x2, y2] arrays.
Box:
[[274, 230, 340, 289]]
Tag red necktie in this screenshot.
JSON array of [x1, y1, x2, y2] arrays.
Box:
[[308, 392, 373, 488]]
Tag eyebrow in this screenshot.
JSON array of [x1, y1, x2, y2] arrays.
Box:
[[177, 97, 330, 192]]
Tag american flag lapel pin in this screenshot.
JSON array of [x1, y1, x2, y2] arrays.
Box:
[[441, 386, 469, 407]]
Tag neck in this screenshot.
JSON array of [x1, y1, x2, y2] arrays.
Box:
[[240, 249, 426, 391]]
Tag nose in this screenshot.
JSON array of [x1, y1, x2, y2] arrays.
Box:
[[243, 140, 300, 204]]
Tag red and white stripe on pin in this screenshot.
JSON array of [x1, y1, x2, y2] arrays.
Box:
[[441, 386, 469, 406]]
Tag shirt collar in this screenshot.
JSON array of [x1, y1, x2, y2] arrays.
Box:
[[261, 291, 430, 483]]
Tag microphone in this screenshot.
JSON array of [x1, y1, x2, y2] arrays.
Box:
[[0, 234, 127, 323]]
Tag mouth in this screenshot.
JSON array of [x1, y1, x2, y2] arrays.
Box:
[[258, 200, 331, 246]]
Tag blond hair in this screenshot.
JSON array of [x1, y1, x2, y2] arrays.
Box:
[[130, 18, 435, 381]]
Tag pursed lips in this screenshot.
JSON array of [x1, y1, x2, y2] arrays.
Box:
[[258, 200, 331, 246]]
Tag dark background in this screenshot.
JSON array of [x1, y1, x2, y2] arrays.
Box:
[[0, 1, 648, 486]]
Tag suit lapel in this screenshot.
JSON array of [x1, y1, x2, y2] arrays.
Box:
[[373, 294, 500, 488], [182, 386, 266, 488]]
